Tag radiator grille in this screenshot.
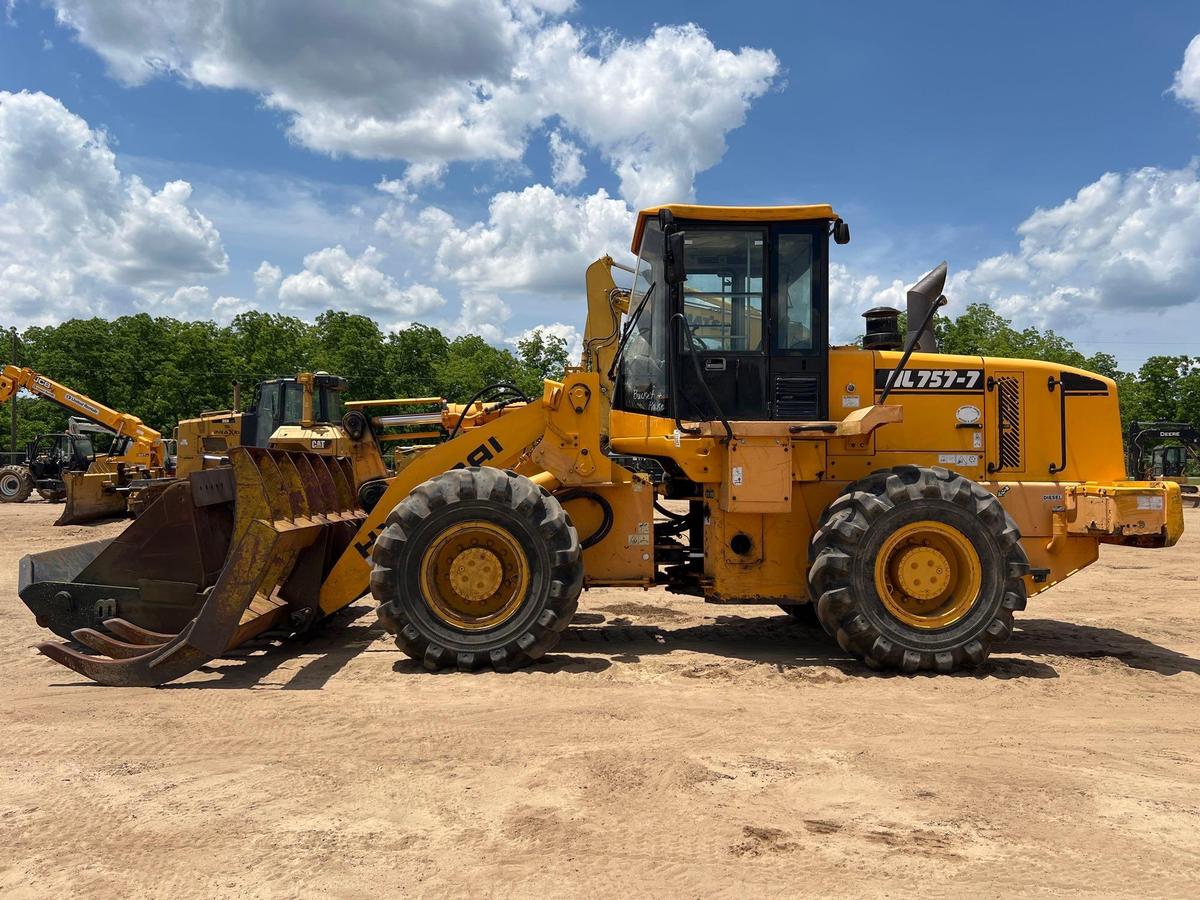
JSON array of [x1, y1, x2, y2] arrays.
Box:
[[774, 375, 820, 420], [996, 376, 1023, 471]]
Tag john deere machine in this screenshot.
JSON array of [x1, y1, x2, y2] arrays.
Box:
[[1126, 421, 1200, 507], [17, 204, 1183, 686]]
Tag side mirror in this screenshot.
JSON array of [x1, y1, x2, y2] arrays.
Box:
[[832, 218, 851, 245], [665, 231, 687, 285]]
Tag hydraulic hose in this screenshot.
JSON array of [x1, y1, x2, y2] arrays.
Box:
[[447, 381, 530, 439], [556, 489, 613, 550]]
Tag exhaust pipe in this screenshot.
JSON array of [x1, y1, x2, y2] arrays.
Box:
[[906, 262, 947, 353]]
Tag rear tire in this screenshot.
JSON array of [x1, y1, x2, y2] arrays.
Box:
[[0, 466, 33, 503], [809, 466, 1029, 673], [371, 467, 583, 673]]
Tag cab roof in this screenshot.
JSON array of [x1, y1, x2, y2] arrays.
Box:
[[631, 203, 838, 252]]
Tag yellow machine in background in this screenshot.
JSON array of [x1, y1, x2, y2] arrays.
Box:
[[171, 371, 407, 509], [0, 365, 167, 522], [19, 204, 1183, 686]]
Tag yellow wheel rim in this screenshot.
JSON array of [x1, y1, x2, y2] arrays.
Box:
[[874, 520, 982, 630], [420, 520, 530, 631]]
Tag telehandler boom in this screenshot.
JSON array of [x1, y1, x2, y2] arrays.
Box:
[[19, 204, 1184, 685], [0, 365, 164, 469]]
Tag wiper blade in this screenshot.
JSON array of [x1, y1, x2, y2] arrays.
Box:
[[606, 281, 656, 384]]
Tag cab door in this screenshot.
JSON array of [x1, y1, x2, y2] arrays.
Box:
[[768, 225, 828, 421], [674, 225, 769, 420]]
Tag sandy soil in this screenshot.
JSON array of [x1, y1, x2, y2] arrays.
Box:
[[0, 499, 1198, 898]]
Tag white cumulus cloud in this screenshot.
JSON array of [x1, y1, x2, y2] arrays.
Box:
[[277, 244, 446, 329], [548, 130, 585, 189], [0, 89, 227, 323], [1171, 33, 1200, 111], [253, 260, 282, 298], [433, 184, 634, 293], [450, 292, 511, 343], [955, 163, 1200, 325], [49, 2, 778, 207]]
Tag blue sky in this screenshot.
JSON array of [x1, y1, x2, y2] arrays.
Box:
[[2, 1, 1199, 366]]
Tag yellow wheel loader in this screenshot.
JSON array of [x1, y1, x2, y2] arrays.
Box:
[[170, 371, 389, 499], [126, 371, 401, 518], [18, 204, 1184, 685]]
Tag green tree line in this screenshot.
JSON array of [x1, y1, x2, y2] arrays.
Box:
[[2, 310, 568, 454]]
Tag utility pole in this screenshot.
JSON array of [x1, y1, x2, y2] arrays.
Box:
[[8, 327, 16, 458]]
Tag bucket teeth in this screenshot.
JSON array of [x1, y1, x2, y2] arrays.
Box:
[[33, 447, 367, 687]]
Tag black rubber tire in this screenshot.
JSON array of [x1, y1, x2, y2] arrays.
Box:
[[38, 489, 66, 502], [0, 466, 33, 503], [371, 467, 583, 672], [809, 466, 1029, 673], [778, 604, 821, 627]]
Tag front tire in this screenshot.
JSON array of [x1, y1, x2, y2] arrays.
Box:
[[809, 466, 1029, 673], [0, 466, 33, 503], [371, 467, 583, 672]]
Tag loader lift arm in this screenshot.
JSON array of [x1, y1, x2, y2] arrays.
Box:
[[28, 399, 554, 686], [0, 365, 164, 467]]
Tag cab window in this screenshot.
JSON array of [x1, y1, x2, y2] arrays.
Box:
[[681, 229, 764, 352], [774, 233, 815, 350], [282, 383, 305, 424], [321, 387, 344, 424], [255, 384, 281, 446]]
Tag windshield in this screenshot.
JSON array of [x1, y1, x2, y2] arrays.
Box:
[[616, 220, 669, 415], [680, 229, 765, 352]]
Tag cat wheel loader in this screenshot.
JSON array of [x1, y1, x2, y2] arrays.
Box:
[[18, 204, 1184, 686], [169, 371, 391, 507]]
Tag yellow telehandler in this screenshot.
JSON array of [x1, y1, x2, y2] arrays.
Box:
[[18, 204, 1184, 685], [0, 365, 168, 523]]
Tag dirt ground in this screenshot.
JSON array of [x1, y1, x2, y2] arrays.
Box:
[[1, 500, 1198, 898]]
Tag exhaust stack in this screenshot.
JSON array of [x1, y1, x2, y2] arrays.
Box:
[[906, 262, 947, 353]]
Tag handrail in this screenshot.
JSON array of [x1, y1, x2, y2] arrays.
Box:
[[1048, 375, 1067, 475]]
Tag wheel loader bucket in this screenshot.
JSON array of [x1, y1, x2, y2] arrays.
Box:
[[54, 470, 129, 526], [24, 447, 366, 686]]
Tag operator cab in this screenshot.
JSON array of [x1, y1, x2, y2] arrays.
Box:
[[29, 433, 94, 469], [615, 204, 848, 422], [244, 373, 348, 448], [1151, 445, 1188, 479]]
